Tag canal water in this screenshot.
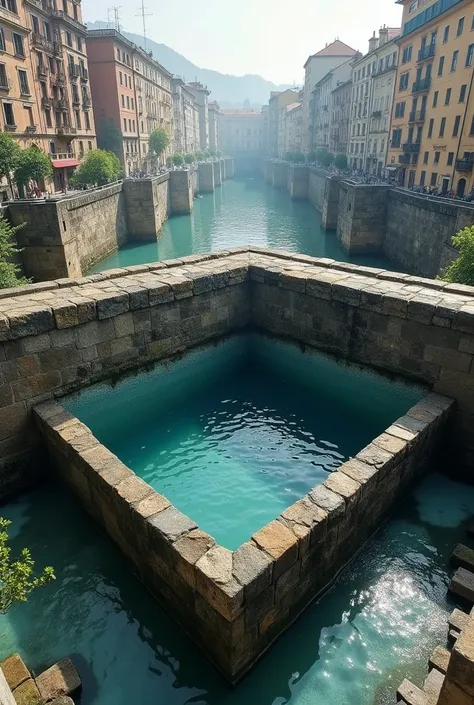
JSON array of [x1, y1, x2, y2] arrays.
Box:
[[0, 472, 471, 705], [63, 335, 423, 550], [90, 177, 396, 272]]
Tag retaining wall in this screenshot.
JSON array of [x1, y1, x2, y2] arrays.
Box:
[[337, 183, 390, 253], [123, 175, 170, 240]]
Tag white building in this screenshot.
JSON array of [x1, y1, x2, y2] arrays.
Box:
[[219, 110, 263, 154], [278, 102, 303, 156], [348, 27, 400, 171], [302, 40, 357, 153], [311, 59, 354, 152], [172, 78, 200, 154]]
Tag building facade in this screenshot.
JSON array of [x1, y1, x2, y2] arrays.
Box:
[[218, 109, 263, 154], [302, 40, 357, 153], [311, 58, 353, 153], [86, 28, 172, 176], [348, 27, 399, 171], [277, 102, 302, 156], [386, 0, 474, 195], [330, 79, 352, 155], [0, 0, 97, 192], [208, 100, 220, 151], [267, 89, 299, 157], [172, 77, 199, 154], [185, 81, 210, 150]]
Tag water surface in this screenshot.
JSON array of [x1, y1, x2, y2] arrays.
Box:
[[0, 473, 470, 705], [64, 335, 423, 549], [90, 177, 396, 272]]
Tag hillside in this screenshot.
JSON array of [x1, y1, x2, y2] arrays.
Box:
[[87, 21, 291, 107]]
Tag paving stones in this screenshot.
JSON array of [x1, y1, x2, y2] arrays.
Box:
[[0, 654, 29, 691], [11, 678, 42, 705]]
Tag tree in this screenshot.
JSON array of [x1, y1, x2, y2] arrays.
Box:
[[334, 154, 348, 170], [441, 225, 474, 286], [0, 216, 28, 289], [149, 128, 170, 159], [216, 149, 223, 157], [71, 149, 122, 187], [0, 133, 21, 193], [14, 147, 52, 193], [171, 153, 184, 167], [203, 151, 211, 159], [184, 153, 195, 164], [316, 149, 334, 167], [96, 117, 123, 157], [208, 148, 217, 157], [0, 517, 55, 613]]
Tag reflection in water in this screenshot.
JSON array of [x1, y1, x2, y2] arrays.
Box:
[[90, 177, 397, 273], [0, 474, 471, 705]]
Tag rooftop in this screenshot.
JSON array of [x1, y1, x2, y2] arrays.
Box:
[[304, 40, 357, 68]]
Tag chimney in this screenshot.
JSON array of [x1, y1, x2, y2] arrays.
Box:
[[368, 31, 378, 53], [379, 25, 389, 45]]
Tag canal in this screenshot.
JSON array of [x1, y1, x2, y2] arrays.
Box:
[[90, 176, 396, 273]]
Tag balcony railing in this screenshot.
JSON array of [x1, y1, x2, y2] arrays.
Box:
[[399, 154, 411, 164], [54, 98, 68, 111], [51, 9, 87, 34], [72, 95, 80, 106], [68, 65, 80, 80], [455, 158, 474, 172], [56, 126, 77, 136], [51, 71, 66, 86], [80, 68, 88, 82], [37, 65, 49, 80], [42, 96, 54, 108], [418, 43, 436, 62], [82, 96, 91, 108], [408, 109, 426, 123], [403, 141, 421, 153], [4, 124, 17, 132], [50, 152, 76, 160], [32, 33, 55, 54], [26, 125, 37, 133], [412, 77, 431, 93]]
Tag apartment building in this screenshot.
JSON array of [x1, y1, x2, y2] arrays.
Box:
[[208, 100, 220, 151], [302, 40, 357, 153], [86, 28, 173, 176], [311, 58, 353, 152], [386, 0, 474, 195], [267, 89, 299, 157], [330, 79, 352, 154], [277, 102, 302, 156], [218, 109, 263, 154], [0, 0, 96, 191], [185, 81, 210, 150], [348, 27, 399, 171], [171, 77, 199, 154]]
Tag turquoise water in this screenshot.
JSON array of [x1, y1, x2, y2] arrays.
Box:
[[0, 473, 472, 705], [90, 177, 396, 272], [64, 335, 423, 549]]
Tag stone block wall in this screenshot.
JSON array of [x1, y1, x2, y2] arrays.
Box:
[[225, 158, 235, 179], [198, 163, 215, 193], [438, 617, 474, 705], [213, 160, 222, 187], [337, 182, 390, 253], [123, 176, 170, 240], [33, 388, 452, 685], [272, 161, 289, 190], [385, 189, 474, 278], [168, 171, 193, 214]]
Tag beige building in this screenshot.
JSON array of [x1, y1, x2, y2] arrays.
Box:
[[267, 89, 299, 157], [218, 109, 263, 154], [311, 58, 353, 153], [349, 27, 400, 172], [387, 0, 474, 195], [330, 79, 352, 155], [302, 40, 357, 153], [185, 81, 210, 150], [278, 102, 302, 156], [172, 77, 199, 154], [208, 100, 220, 151]]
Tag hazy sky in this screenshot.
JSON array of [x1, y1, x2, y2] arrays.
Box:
[[82, 0, 403, 85]]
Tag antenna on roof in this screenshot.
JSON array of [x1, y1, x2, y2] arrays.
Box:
[[111, 6, 121, 32], [136, 0, 153, 51]]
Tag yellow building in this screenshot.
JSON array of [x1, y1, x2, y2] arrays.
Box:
[[387, 0, 474, 197]]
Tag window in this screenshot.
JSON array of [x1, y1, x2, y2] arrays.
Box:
[[77, 36, 83, 52], [460, 84, 467, 102], [453, 115, 461, 137], [88, 141, 92, 150], [119, 71, 123, 85], [121, 95, 125, 107], [128, 119, 131, 131], [66, 31, 72, 47], [12, 33, 24, 57], [433, 91, 439, 107], [466, 44, 474, 67], [74, 110, 81, 128], [430, 172, 437, 187], [391, 128, 402, 147], [399, 72, 409, 90], [45, 109, 52, 127], [126, 96, 130, 109], [423, 151, 429, 164], [428, 118, 434, 137], [17, 69, 29, 95], [31, 14, 39, 33], [0, 28, 5, 52], [438, 56, 445, 76], [116, 47, 120, 61], [447, 152, 454, 166], [131, 97, 134, 109], [44, 21, 50, 40], [439, 117, 446, 137], [0, 63, 9, 89], [0, 0, 17, 12], [451, 50, 459, 71], [3, 102, 14, 126], [443, 25, 449, 43], [445, 87, 452, 105], [395, 101, 406, 118], [85, 112, 90, 130], [73, 4, 77, 20], [471, 116, 474, 136], [472, 13, 474, 30], [420, 171, 426, 186], [402, 45, 412, 63], [434, 151, 440, 164], [123, 118, 126, 131], [457, 17, 465, 36]]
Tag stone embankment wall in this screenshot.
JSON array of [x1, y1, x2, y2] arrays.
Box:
[[7, 160, 233, 282], [264, 159, 474, 276]]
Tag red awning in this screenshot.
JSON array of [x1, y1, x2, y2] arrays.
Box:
[[51, 159, 79, 169]]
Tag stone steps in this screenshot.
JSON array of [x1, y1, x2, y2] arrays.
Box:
[[428, 646, 450, 675], [451, 543, 474, 572], [448, 607, 470, 633], [423, 668, 445, 699], [0, 654, 81, 705], [449, 567, 474, 604]]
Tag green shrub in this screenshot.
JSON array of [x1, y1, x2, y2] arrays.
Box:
[[0, 215, 28, 289], [441, 225, 474, 286], [334, 154, 348, 169], [71, 149, 122, 187], [292, 151, 305, 163], [184, 153, 195, 164], [171, 153, 184, 166], [149, 128, 170, 158], [195, 150, 205, 161], [14, 147, 52, 193], [308, 152, 317, 163]]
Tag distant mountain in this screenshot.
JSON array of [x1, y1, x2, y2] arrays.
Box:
[[87, 21, 292, 107]]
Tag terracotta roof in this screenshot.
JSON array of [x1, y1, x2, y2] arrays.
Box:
[[304, 40, 357, 67], [284, 102, 302, 112]]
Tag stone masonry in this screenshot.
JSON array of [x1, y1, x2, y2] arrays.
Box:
[[198, 163, 215, 193], [123, 175, 170, 240]]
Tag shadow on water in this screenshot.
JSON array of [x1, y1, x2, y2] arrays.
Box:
[[0, 470, 473, 705]]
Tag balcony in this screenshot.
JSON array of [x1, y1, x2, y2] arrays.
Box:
[[412, 77, 431, 93], [80, 68, 88, 82], [455, 157, 474, 172], [54, 98, 68, 111], [403, 141, 421, 153], [418, 43, 436, 62], [51, 9, 87, 34], [51, 71, 66, 86], [68, 65, 80, 81], [32, 33, 55, 54], [82, 96, 91, 108], [25, 125, 37, 133], [399, 154, 411, 164], [42, 96, 53, 108], [37, 65, 49, 80], [25, 0, 54, 10], [50, 151, 76, 161], [4, 124, 16, 132], [56, 125, 77, 136], [371, 110, 382, 119], [72, 95, 80, 106], [0, 4, 24, 31], [408, 109, 426, 123]]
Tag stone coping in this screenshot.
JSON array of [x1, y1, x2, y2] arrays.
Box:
[[34, 390, 454, 682], [1, 247, 474, 339]]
